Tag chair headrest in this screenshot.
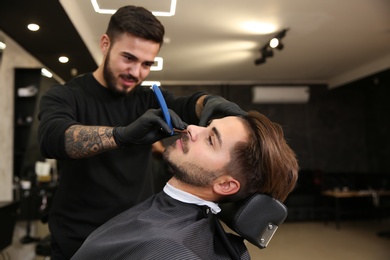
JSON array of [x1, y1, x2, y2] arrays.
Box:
[[218, 194, 287, 249]]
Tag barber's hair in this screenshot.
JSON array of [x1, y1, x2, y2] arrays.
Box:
[[224, 111, 298, 202], [106, 5, 165, 46]]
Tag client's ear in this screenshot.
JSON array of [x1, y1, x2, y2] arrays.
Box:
[[213, 175, 240, 196]]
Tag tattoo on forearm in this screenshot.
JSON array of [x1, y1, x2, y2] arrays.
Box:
[[99, 127, 116, 148], [65, 125, 117, 158]]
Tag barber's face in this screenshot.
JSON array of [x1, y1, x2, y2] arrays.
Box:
[[163, 117, 248, 187], [102, 33, 160, 95]]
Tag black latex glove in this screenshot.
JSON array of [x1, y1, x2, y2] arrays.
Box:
[[199, 95, 247, 126], [113, 109, 187, 147]]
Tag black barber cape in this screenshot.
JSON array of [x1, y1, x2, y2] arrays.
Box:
[[71, 191, 250, 260]]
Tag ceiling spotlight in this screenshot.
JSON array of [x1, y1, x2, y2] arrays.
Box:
[[269, 37, 284, 50], [254, 28, 289, 66], [59, 56, 69, 63], [71, 68, 78, 76], [270, 29, 288, 50], [275, 42, 284, 50], [41, 68, 53, 78], [275, 29, 288, 39], [254, 56, 266, 65], [269, 38, 279, 48], [262, 47, 274, 58], [254, 47, 273, 65], [0, 41, 6, 50], [27, 23, 40, 31]]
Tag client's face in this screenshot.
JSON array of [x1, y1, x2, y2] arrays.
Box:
[[163, 116, 248, 187]]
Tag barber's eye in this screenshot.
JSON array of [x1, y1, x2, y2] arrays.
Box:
[[144, 62, 154, 67], [124, 55, 134, 61]]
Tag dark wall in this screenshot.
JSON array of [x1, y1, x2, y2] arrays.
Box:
[[164, 68, 390, 174]]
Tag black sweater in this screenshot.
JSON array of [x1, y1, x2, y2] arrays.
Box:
[[38, 73, 204, 258]]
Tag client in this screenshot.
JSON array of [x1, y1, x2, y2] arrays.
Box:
[[72, 110, 298, 260]]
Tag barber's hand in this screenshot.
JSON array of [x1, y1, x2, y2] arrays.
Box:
[[199, 95, 247, 126], [113, 109, 187, 147]]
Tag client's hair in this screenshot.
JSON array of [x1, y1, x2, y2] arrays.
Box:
[[224, 110, 299, 202]]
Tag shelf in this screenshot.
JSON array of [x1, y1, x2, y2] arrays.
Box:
[[13, 68, 58, 178]]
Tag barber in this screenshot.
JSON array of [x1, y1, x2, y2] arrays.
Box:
[[38, 5, 245, 260]]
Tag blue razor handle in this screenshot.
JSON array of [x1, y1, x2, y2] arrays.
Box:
[[151, 84, 174, 135]]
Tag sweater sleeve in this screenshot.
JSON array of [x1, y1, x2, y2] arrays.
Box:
[[38, 84, 80, 159]]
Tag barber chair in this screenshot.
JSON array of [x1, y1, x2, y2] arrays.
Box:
[[218, 193, 288, 249]]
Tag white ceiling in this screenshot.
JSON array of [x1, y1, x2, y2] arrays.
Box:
[[60, 0, 390, 88]]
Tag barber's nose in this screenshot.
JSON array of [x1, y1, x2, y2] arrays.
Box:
[[129, 63, 141, 77], [186, 125, 203, 141]]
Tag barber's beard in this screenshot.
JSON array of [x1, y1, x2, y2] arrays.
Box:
[[103, 51, 139, 96]]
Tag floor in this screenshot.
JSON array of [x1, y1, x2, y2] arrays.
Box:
[[1, 218, 389, 260], [247, 219, 390, 260], [0, 220, 49, 260]]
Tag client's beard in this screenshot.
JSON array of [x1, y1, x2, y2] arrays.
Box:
[[163, 134, 219, 187]]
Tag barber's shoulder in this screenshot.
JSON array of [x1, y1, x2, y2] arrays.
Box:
[[66, 73, 91, 88], [43, 74, 89, 98]]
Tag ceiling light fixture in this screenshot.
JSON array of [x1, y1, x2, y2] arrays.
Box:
[[41, 68, 53, 78], [59, 56, 69, 63], [269, 38, 279, 48], [262, 47, 274, 58], [255, 46, 273, 65], [91, 0, 177, 16], [151, 57, 163, 71], [0, 41, 6, 50], [71, 68, 78, 77], [254, 28, 289, 65], [254, 56, 266, 65], [27, 23, 40, 31], [272, 40, 284, 50], [269, 29, 288, 50], [141, 81, 161, 87]]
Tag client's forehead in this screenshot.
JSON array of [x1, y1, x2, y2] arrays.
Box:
[[211, 116, 244, 127], [211, 117, 248, 143]]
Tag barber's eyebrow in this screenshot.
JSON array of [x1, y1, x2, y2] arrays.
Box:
[[211, 126, 222, 148], [122, 51, 155, 65], [122, 51, 137, 59]]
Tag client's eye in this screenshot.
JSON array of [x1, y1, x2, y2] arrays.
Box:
[[208, 136, 213, 146]]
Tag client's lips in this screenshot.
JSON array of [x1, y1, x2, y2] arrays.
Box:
[[172, 136, 183, 152], [173, 129, 188, 152]]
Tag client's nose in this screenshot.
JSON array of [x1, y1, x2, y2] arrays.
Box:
[[186, 125, 204, 142]]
